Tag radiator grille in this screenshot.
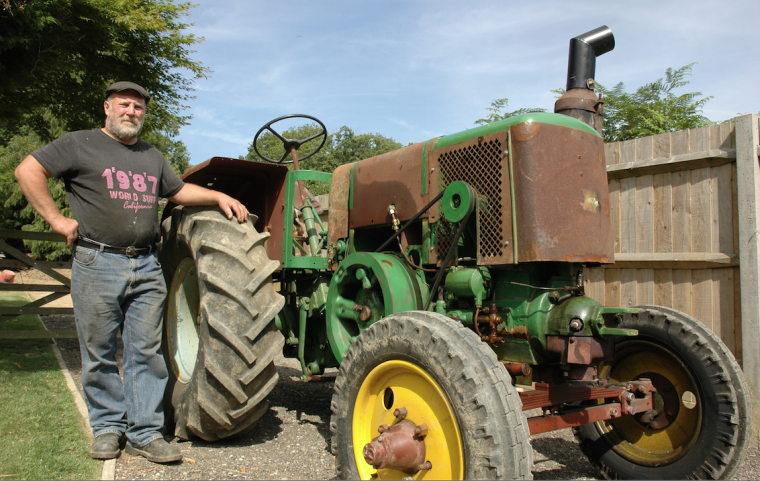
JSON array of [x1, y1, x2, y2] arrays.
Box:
[[436, 139, 504, 261]]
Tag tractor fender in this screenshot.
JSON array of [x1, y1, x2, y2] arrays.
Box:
[[162, 157, 289, 263], [327, 162, 355, 262]]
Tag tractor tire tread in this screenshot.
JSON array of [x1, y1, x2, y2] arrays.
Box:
[[331, 311, 532, 480], [160, 206, 284, 442], [573, 306, 750, 480]]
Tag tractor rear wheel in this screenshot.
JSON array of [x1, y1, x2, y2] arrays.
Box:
[[330, 311, 532, 480], [574, 306, 751, 480], [159, 206, 285, 441]]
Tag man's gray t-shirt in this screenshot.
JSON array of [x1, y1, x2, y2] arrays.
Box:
[[31, 129, 184, 247]]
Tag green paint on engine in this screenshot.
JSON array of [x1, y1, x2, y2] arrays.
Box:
[[433, 112, 600, 150], [325, 252, 423, 362]]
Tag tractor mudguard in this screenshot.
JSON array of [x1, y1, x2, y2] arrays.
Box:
[[162, 157, 289, 264], [327, 162, 354, 264]]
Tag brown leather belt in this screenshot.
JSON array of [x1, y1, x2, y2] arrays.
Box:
[[76, 238, 154, 257]]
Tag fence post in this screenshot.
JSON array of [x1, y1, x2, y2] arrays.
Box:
[[736, 113, 760, 448]]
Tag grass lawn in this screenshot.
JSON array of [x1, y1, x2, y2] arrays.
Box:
[[0, 295, 101, 480]]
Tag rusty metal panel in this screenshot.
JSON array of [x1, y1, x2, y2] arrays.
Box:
[[428, 131, 513, 266], [510, 123, 614, 263], [328, 162, 355, 250], [350, 142, 429, 229], [167, 157, 289, 264], [527, 402, 624, 435], [546, 335, 614, 364], [520, 383, 627, 411]]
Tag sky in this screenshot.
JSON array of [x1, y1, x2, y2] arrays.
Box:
[[176, 0, 760, 165]]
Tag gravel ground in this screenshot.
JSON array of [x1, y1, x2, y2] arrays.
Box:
[[40, 314, 760, 480], [17, 267, 760, 480]]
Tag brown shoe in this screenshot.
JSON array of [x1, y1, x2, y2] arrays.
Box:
[[90, 433, 121, 459], [124, 438, 182, 463]]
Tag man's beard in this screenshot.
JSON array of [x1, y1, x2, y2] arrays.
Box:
[[106, 113, 143, 141]]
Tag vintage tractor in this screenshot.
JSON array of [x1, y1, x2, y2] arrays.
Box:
[[157, 26, 751, 479]]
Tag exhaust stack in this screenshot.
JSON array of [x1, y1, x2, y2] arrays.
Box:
[[554, 26, 615, 135]]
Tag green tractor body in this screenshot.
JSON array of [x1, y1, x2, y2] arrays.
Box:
[[158, 26, 751, 480]]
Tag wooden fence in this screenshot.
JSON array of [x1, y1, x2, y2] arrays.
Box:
[[584, 114, 760, 444], [0, 230, 76, 339]]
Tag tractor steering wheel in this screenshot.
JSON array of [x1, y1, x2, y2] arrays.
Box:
[[253, 114, 327, 164]]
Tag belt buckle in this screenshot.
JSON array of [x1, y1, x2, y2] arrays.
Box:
[[125, 246, 138, 257]]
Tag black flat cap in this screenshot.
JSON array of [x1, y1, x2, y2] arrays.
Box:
[[105, 81, 151, 104]]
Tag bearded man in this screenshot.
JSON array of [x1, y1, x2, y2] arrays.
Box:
[[15, 82, 248, 464]]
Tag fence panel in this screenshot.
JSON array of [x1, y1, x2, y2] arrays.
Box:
[[0, 230, 76, 339], [586, 121, 747, 362]]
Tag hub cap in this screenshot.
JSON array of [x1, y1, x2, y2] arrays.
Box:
[[595, 340, 702, 466], [353, 360, 464, 479]]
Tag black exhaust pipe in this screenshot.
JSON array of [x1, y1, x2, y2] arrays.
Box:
[[566, 26, 615, 91], [555, 26, 615, 135]]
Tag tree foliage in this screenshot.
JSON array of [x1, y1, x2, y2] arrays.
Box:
[[245, 124, 402, 195], [0, 0, 204, 259], [0, 0, 209, 144], [0, 132, 45, 232], [474, 98, 545, 126], [0, 130, 72, 260], [598, 63, 712, 142], [141, 130, 191, 176], [478, 64, 713, 143]]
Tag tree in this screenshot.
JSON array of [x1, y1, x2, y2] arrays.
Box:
[[245, 124, 402, 195], [141, 130, 191, 176], [0, 130, 73, 260], [323, 126, 403, 170], [0, 0, 209, 144], [478, 64, 713, 143], [0, 0, 202, 259], [0, 131, 44, 232], [474, 98, 545, 126], [598, 63, 712, 142]]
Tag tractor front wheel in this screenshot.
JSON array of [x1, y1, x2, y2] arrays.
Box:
[[159, 206, 285, 441], [330, 311, 533, 479], [574, 306, 751, 479]]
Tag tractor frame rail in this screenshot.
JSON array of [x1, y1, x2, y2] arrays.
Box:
[[521, 379, 656, 435]]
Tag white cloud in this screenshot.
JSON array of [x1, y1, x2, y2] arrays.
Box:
[[178, 0, 760, 164], [388, 118, 414, 129], [185, 127, 250, 148]]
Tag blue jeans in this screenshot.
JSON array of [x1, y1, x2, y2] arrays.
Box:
[[71, 245, 168, 447]]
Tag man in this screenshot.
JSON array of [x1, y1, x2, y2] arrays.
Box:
[[15, 81, 248, 464]]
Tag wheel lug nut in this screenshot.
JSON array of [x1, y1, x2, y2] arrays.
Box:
[[394, 407, 407, 419], [414, 424, 428, 437], [418, 461, 432, 471], [378, 424, 390, 433]]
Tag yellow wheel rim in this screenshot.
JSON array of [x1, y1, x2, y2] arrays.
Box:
[[352, 360, 464, 480], [596, 341, 702, 466]]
